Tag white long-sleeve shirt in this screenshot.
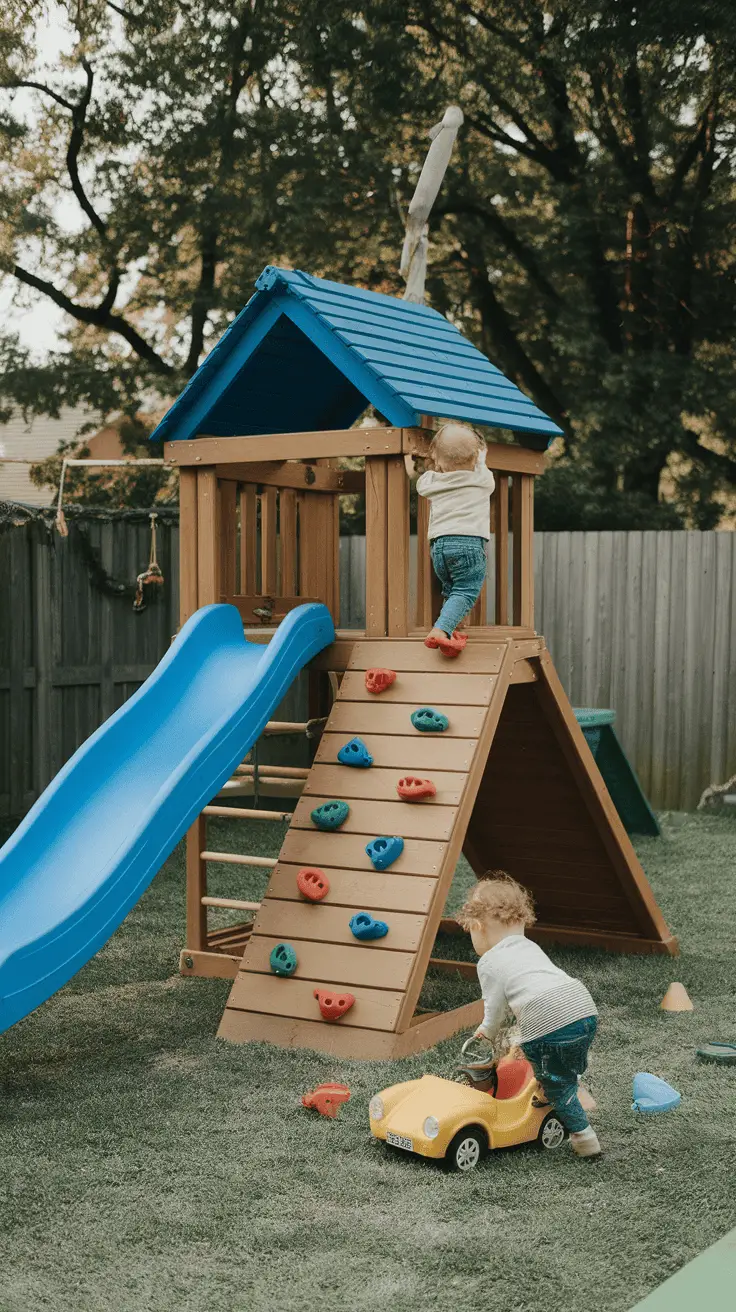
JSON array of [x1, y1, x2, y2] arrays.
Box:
[[477, 935, 597, 1043], [416, 450, 495, 541]]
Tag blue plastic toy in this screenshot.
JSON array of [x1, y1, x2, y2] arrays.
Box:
[[337, 737, 374, 768], [311, 800, 350, 830], [269, 942, 298, 977], [411, 707, 449, 734], [632, 1072, 681, 1114], [349, 913, 389, 941], [365, 836, 404, 870]]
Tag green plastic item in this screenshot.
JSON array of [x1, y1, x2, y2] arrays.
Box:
[[310, 800, 350, 831], [411, 707, 449, 734], [574, 707, 660, 837], [269, 943, 298, 977], [696, 1041, 736, 1065], [630, 1223, 736, 1309]]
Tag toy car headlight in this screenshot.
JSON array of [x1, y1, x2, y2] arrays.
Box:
[[369, 1096, 385, 1121], [423, 1115, 440, 1139]]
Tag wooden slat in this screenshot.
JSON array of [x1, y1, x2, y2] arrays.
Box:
[[185, 815, 207, 951], [266, 863, 438, 914], [242, 936, 416, 991], [196, 467, 219, 603], [386, 455, 410, 636], [404, 431, 547, 476], [494, 474, 509, 625], [305, 764, 467, 806], [325, 701, 486, 738], [291, 795, 456, 842], [227, 594, 320, 625], [469, 576, 487, 627], [279, 829, 446, 876], [513, 474, 534, 627], [179, 468, 198, 626], [347, 639, 505, 674], [316, 732, 475, 772], [165, 427, 405, 466], [298, 490, 333, 611], [217, 998, 485, 1057], [214, 462, 364, 493], [225, 973, 405, 1030], [279, 488, 297, 595], [252, 900, 426, 951], [180, 949, 241, 980], [239, 484, 257, 593], [260, 487, 278, 595], [365, 457, 388, 636], [218, 479, 238, 600], [415, 494, 433, 629], [338, 670, 495, 706]]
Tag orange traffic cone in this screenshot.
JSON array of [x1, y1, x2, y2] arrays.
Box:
[[660, 983, 694, 1012]]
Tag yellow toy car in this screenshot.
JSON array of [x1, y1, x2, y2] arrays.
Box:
[[369, 1040, 566, 1172]]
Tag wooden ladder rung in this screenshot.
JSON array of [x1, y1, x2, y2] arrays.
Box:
[[203, 805, 291, 822], [202, 896, 261, 911], [200, 851, 278, 868]]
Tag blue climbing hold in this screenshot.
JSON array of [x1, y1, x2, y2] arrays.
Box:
[[269, 942, 298, 977], [337, 737, 374, 768], [349, 912, 389, 941], [632, 1072, 682, 1114], [411, 707, 449, 734], [365, 836, 404, 871], [311, 800, 350, 831]]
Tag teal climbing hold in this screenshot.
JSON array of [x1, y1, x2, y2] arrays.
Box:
[[411, 707, 449, 734], [270, 942, 298, 977], [365, 836, 404, 870], [311, 800, 350, 830], [337, 737, 373, 768], [349, 912, 389, 941]]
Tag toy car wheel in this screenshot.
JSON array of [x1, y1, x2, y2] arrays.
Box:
[[538, 1112, 566, 1150], [444, 1127, 487, 1173]]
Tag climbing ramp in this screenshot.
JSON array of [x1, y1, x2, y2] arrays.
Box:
[[218, 637, 676, 1059]]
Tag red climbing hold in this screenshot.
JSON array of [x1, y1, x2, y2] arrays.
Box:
[[424, 630, 467, 658], [296, 867, 330, 902], [301, 1083, 351, 1118], [396, 775, 437, 802], [365, 668, 397, 694], [314, 989, 355, 1022]]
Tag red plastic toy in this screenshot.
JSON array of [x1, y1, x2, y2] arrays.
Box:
[[314, 989, 355, 1022], [365, 668, 397, 694], [296, 867, 330, 902], [301, 1083, 351, 1118], [424, 630, 467, 658], [396, 776, 437, 802]]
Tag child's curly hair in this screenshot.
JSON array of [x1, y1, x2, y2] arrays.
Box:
[[456, 871, 536, 931], [429, 422, 484, 471]]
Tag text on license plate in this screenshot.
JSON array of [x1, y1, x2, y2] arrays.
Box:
[[387, 1132, 413, 1151]]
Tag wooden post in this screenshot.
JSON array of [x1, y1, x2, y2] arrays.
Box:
[[260, 487, 278, 595], [365, 457, 388, 636], [219, 479, 238, 600], [179, 468, 199, 626], [280, 489, 297, 595], [186, 814, 207, 951], [239, 484, 258, 594], [512, 473, 534, 628], [494, 474, 509, 625], [196, 468, 219, 604], [415, 494, 433, 629], [387, 456, 410, 636]]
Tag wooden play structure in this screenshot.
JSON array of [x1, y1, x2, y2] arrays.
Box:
[[153, 265, 677, 1060]]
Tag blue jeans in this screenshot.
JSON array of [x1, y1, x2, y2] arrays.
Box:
[[430, 536, 488, 636], [522, 1016, 598, 1133]]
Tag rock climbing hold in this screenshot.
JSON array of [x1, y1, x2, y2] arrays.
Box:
[[311, 800, 350, 831], [301, 1083, 351, 1118], [365, 668, 397, 694], [349, 912, 389, 941], [632, 1072, 681, 1114], [314, 989, 355, 1022], [269, 942, 298, 977], [411, 707, 449, 734], [424, 630, 467, 658], [296, 867, 330, 902], [337, 737, 373, 768], [365, 835, 404, 870], [396, 775, 437, 802]]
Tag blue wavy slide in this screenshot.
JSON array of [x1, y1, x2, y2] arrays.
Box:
[[0, 602, 334, 1034]]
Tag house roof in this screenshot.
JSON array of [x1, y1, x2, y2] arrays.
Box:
[[151, 266, 563, 449]]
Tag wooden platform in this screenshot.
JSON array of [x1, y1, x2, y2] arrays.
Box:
[[216, 636, 676, 1059]]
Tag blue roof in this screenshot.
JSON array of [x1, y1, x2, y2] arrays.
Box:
[[151, 266, 562, 447]]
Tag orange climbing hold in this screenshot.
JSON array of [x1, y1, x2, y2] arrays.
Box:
[[296, 867, 330, 902], [301, 1083, 351, 1118], [314, 989, 355, 1022], [424, 630, 467, 658], [396, 776, 437, 802], [365, 668, 397, 694]]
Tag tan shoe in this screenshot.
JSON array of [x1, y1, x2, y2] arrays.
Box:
[[570, 1127, 602, 1158]]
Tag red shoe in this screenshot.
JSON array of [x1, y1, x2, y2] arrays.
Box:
[[424, 630, 467, 658]]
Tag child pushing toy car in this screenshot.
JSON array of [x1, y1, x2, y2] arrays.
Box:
[[405, 423, 494, 656], [456, 873, 602, 1159]]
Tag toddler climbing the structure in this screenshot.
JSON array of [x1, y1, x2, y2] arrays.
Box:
[[456, 873, 602, 1159], [407, 423, 494, 657]]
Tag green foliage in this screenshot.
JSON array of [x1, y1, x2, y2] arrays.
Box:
[[1, 1, 735, 524]]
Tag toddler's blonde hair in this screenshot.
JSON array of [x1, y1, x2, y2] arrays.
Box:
[[456, 872, 536, 931], [430, 422, 483, 471]]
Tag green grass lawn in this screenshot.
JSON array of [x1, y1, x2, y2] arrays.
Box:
[[1, 812, 735, 1312]]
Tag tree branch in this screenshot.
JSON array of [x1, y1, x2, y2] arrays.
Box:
[[0, 79, 76, 112], [436, 198, 561, 305], [66, 59, 108, 242], [680, 427, 736, 482]]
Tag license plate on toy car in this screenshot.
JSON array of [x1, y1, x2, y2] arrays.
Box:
[[387, 1132, 413, 1151]]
